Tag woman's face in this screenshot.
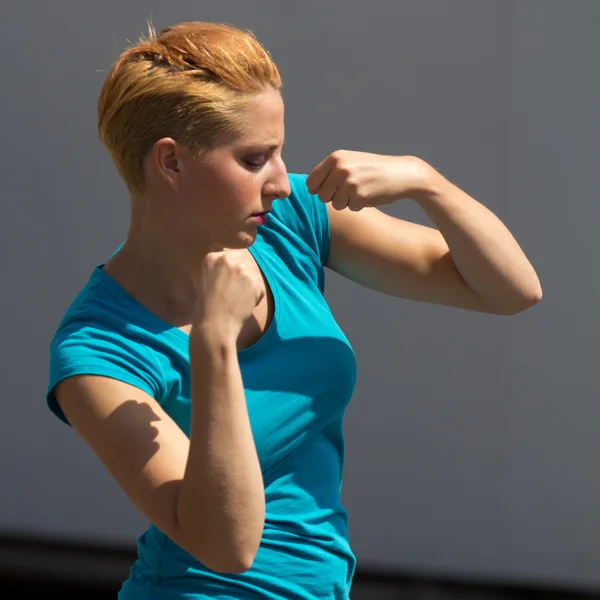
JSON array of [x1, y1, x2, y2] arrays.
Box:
[[154, 88, 291, 251]]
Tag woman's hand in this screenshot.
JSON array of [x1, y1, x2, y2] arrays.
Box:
[[193, 250, 264, 341], [306, 151, 436, 211]]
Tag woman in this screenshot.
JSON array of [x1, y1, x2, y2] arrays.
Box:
[[47, 20, 542, 600]]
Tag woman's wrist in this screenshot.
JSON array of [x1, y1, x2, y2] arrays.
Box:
[[190, 321, 239, 360]]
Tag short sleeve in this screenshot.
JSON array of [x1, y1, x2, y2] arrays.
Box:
[[279, 173, 331, 266], [47, 316, 163, 426]]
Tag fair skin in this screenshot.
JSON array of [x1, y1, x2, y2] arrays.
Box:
[[103, 89, 290, 328], [314, 151, 542, 315], [54, 88, 541, 574], [55, 90, 290, 574]]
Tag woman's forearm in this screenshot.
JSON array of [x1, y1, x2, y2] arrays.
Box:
[[177, 327, 265, 573], [414, 166, 542, 314]]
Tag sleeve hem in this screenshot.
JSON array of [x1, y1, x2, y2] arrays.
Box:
[[47, 366, 158, 426]]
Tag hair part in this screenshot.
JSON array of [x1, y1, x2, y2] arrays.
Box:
[[97, 21, 282, 192]]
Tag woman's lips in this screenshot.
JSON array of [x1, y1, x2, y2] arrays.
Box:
[[250, 212, 269, 224]]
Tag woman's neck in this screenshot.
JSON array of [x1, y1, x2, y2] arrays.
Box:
[[103, 226, 207, 327]]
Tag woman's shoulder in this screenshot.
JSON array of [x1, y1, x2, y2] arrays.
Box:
[[52, 265, 172, 345], [283, 172, 313, 213], [267, 172, 330, 265], [49, 266, 167, 387], [272, 173, 330, 265], [48, 269, 167, 425], [51, 267, 106, 336]]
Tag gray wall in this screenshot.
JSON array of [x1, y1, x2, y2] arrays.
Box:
[[1, 0, 598, 592]]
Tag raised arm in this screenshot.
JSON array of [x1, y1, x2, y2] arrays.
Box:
[[307, 151, 542, 315], [55, 251, 267, 574]]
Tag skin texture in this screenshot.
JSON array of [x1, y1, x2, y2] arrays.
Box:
[[102, 89, 290, 329], [56, 90, 289, 574], [310, 150, 542, 315], [55, 88, 541, 574]]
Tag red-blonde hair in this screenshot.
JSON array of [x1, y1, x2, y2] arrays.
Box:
[[98, 21, 282, 192]]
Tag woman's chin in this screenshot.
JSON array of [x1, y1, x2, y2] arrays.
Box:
[[228, 230, 258, 249], [202, 227, 258, 252]]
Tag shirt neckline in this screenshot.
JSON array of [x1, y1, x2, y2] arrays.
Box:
[[93, 236, 281, 357]]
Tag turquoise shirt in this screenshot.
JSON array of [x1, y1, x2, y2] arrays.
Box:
[[47, 173, 358, 599]]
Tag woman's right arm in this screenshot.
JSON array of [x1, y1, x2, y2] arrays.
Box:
[[181, 327, 265, 571], [55, 250, 267, 572], [55, 324, 265, 573], [55, 323, 265, 575]]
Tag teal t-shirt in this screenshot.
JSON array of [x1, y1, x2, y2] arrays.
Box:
[[47, 173, 358, 599]]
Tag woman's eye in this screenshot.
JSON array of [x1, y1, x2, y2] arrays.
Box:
[[243, 156, 266, 170]]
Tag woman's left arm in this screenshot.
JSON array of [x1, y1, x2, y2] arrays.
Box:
[[307, 151, 542, 315]]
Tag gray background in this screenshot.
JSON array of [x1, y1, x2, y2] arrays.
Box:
[[1, 0, 598, 593]]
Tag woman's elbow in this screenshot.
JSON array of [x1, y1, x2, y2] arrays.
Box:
[[199, 547, 258, 574], [497, 282, 543, 315]]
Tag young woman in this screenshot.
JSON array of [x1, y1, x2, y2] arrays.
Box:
[[47, 21, 542, 600]]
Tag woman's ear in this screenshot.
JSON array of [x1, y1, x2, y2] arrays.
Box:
[[152, 137, 180, 189]]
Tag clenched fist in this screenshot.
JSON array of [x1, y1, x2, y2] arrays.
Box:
[[192, 250, 265, 342]]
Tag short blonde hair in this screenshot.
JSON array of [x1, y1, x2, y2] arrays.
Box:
[[98, 21, 282, 192]]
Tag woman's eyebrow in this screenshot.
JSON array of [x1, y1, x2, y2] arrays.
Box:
[[240, 140, 284, 151]]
